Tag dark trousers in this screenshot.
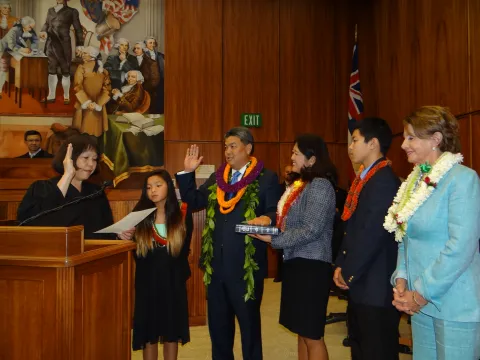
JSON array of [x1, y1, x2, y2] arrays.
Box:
[[275, 249, 283, 280], [348, 301, 401, 360], [207, 275, 264, 360]]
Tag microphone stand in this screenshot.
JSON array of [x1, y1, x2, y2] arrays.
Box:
[[18, 181, 112, 226]]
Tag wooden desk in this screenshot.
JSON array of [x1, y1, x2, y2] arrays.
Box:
[[9, 53, 48, 108], [0, 226, 136, 360]]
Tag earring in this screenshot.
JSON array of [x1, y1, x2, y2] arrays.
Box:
[[432, 146, 437, 151]]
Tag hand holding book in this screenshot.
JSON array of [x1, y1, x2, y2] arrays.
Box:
[[235, 215, 279, 243]]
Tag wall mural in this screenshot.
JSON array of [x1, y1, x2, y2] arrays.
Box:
[[0, 0, 164, 186]]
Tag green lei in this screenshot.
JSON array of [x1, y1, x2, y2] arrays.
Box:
[[201, 177, 260, 302]]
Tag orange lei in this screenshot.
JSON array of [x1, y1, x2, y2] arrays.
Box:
[[216, 157, 258, 214], [276, 180, 307, 231], [341, 160, 391, 221]]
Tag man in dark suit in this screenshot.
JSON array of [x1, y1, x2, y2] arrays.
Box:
[[39, 0, 84, 104], [176, 127, 280, 360], [16, 130, 53, 158], [104, 38, 136, 90], [334, 117, 401, 360]]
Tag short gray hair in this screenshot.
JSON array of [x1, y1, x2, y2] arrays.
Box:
[[21, 16, 35, 28], [128, 70, 144, 84], [115, 38, 130, 48], [224, 127, 254, 154], [144, 36, 157, 44], [134, 41, 146, 50]]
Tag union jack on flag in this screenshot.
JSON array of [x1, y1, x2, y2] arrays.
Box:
[[348, 37, 363, 178], [348, 42, 363, 134]]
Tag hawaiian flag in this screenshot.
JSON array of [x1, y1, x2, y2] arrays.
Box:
[[348, 36, 363, 179]]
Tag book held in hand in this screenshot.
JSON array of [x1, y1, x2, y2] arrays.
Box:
[[235, 224, 279, 236]]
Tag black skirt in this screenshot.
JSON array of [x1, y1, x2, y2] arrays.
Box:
[[279, 258, 332, 340], [132, 245, 190, 350]]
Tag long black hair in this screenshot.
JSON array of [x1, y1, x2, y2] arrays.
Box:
[[295, 134, 338, 186], [133, 170, 185, 257]]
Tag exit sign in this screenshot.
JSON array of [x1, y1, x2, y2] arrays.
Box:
[[241, 113, 262, 128]]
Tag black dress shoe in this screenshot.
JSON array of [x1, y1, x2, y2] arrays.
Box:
[[273, 278, 281, 282], [342, 336, 351, 347], [40, 98, 56, 104], [64, 99, 70, 105]]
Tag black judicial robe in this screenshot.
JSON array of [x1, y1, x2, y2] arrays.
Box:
[[17, 176, 115, 239]]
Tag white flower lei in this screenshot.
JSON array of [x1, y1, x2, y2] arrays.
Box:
[[276, 181, 297, 216], [383, 152, 463, 242]]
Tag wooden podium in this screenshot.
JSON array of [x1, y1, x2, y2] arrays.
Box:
[[0, 225, 136, 360]]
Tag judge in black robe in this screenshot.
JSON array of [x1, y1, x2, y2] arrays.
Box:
[[17, 133, 134, 241], [17, 175, 115, 239]]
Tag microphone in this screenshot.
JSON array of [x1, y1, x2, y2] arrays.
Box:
[[18, 180, 113, 226]]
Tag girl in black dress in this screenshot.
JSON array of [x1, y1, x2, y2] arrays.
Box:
[[132, 170, 192, 360]]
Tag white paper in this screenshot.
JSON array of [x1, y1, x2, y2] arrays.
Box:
[[124, 126, 142, 135], [143, 124, 164, 136], [94, 207, 156, 233]]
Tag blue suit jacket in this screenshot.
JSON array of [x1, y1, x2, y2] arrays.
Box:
[[392, 164, 480, 322]]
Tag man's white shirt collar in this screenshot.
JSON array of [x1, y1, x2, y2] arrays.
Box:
[[29, 148, 41, 158], [232, 163, 248, 178]]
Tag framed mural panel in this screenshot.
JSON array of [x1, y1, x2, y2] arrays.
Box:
[[0, 0, 164, 185]]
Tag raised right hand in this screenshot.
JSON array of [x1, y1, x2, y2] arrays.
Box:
[[184, 144, 203, 172], [63, 143, 76, 178]]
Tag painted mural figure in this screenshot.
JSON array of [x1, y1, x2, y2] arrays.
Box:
[[39, 0, 84, 105], [144, 36, 164, 114], [104, 37, 136, 90], [109, 70, 146, 114], [0, 0, 18, 39], [72, 46, 111, 137], [130, 40, 160, 112], [0, 16, 38, 98], [0, 0, 17, 99]]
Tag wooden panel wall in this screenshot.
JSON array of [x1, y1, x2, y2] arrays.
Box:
[[354, 0, 479, 178], [164, 0, 354, 189]]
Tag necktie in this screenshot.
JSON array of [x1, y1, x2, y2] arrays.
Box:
[[226, 171, 242, 200]]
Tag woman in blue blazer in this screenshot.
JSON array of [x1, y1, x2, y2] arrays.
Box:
[[385, 106, 480, 360]]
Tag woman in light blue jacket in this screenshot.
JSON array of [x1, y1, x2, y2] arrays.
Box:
[[384, 106, 480, 360]]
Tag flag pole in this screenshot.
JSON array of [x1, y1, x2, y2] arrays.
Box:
[[355, 24, 358, 42]]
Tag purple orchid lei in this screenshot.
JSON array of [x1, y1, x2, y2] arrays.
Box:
[[215, 159, 264, 192]]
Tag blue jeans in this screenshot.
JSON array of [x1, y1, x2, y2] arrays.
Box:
[[411, 312, 480, 360]]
